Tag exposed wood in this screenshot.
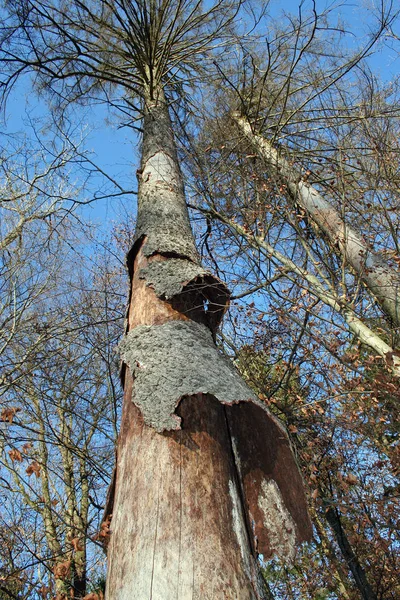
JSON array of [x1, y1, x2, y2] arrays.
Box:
[[128, 247, 192, 329], [106, 387, 265, 599], [105, 90, 310, 599], [107, 238, 267, 598]]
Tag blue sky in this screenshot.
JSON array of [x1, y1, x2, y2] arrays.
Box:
[[3, 0, 399, 234]]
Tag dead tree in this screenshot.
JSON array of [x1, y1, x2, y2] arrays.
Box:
[[102, 82, 311, 600]]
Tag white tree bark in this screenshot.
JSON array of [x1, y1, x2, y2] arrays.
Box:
[[205, 207, 400, 377]]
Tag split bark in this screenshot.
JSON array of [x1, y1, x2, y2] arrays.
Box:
[[104, 91, 311, 599], [233, 114, 400, 329]]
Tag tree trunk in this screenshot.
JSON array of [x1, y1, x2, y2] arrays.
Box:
[[325, 506, 377, 600], [311, 508, 351, 599], [199, 204, 400, 375], [234, 114, 400, 329], [106, 382, 265, 599], [104, 90, 311, 599]]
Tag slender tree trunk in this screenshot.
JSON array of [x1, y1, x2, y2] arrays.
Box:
[[200, 205, 400, 375], [72, 458, 89, 598], [325, 507, 378, 600], [311, 509, 351, 599], [105, 90, 311, 599], [234, 114, 400, 329]]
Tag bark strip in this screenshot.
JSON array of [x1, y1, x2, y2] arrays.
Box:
[[119, 320, 281, 432], [226, 402, 312, 560]]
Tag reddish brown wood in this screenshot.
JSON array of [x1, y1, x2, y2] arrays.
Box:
[[106, 242, 265, 598], [127, 243, 192, 330], [106, 384, 263, 599], [226, 402, 312, 559]]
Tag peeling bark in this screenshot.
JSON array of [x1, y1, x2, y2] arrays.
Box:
[[226, 402, 312, 560], [138, 258, 229, 331], [105, 91, 311, 599], [119, 319, 275, 431], [234, 113, 400, 328]]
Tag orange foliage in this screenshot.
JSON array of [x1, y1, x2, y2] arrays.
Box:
[[9, 448, 23, 462], [26, 461, 41, 478], [53, 560, 71, 579], [1, 407, 20, 423]]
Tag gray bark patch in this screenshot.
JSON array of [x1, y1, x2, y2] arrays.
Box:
[[139, 259, 211, 299], [257, 479, 297, 562], [134, 187, 200, 262], [119, 320, 268, 432], [138, 259, 230, 330]]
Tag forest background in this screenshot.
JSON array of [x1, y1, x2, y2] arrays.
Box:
[[1, 0, 400, 598]]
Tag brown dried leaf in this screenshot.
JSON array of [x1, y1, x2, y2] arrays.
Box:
[[93, 514, 112, 547], [26, 461, 41, 478], [9, 448, 23, 462], [344, 473, 358, 485], [53, 560, 71, 579], [38, 584, 50, 598], [70, 537, 83, 552], [1, 407, 20, 423]]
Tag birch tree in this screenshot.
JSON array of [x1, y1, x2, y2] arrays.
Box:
[[181, 1, 400, 371], [232, 113, 400, 329]]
